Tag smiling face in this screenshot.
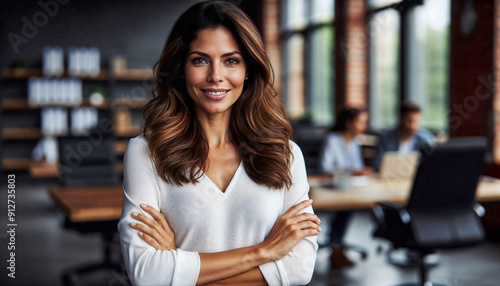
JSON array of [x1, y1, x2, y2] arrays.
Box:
[[400, 111, 421, 137], [184, 27, 247, 117], [347, 111, 369, 136]]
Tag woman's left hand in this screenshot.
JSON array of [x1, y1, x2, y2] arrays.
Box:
[[130, 204, 176, 251]]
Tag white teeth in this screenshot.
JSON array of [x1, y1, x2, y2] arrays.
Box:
[[205, 90, 227, 96]]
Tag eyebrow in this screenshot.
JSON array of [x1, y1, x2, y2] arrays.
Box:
[[188, 51, 242, 58]]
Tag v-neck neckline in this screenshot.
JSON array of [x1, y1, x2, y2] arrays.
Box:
[[200, 161, 244, 196]]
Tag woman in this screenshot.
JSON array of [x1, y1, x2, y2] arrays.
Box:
[[320, 107, 372, 268], [118, 1, 320, 285], [321, 107, 372, 176]]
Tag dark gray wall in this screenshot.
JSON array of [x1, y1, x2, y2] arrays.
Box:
[[1, 0, 198, 69]]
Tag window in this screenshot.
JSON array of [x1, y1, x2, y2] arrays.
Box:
[[407, 0, 450, 131], [368, 0, 450, 132], [283, 35, 305, 117], [369, 9, 400, 130], [281, 0, 334, 125]]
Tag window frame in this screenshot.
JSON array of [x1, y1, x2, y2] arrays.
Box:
[[280, 0, 335, 125], [368, 0, 450, 132]]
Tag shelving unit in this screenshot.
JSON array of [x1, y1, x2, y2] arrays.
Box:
[[2, 68, 153, 81], [2, 68, 109, 81], [112, 69, 153, 81], [1, 138, 130, 178], [2, 158, 32, 170], [2, 127, 43, 140], [1, 67, 152, 177], [2, 98, 110, 110], [114, 140, 130, 155]]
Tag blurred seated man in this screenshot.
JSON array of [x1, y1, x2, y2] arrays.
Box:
[[371, 101, 437, 266], [372, 101, 435, 172]]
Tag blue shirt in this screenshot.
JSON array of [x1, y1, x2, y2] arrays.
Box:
[[371, 128, 435, 171], [320, 132, 364, 174]]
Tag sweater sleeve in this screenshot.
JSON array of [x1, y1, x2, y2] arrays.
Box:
[[117, 137, 200, 286], [259, 141, 319, 286]]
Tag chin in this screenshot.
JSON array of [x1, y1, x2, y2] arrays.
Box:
[[201, 104, 231, 114]]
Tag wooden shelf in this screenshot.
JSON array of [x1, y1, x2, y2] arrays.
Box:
[[2, 68, 108, 80], [116, 162, 124, 174], [113, 69, 153, 81], [2, 98, 110, 110], [2, 68, 152, 81], [2, 68, 42, 78], [112, 98, 150, 109], [3, 127, 42, 140], [3, 126, 140, 140], [2, 157, 32, 170], [29, 160, 60, 177], [114, 126, 141, 137], [29, 160, 123, 178], [114, 140, 129, 155]]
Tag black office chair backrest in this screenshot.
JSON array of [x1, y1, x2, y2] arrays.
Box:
[[407, 137, 487, 213], [295, 137, 324, 175], [58, 129, 119, 186]]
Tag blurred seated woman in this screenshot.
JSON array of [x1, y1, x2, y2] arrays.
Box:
[[320, 107, 372, 268], [118, 1, 320, 285]]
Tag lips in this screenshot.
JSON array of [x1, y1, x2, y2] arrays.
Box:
[[200, 88, 230, 101]]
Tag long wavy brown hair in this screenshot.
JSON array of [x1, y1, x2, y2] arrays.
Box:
[[142, 0, 293, 189]]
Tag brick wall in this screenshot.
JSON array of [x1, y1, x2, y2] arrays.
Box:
[[449, 0, 500, 177], [450, 0, 494, 139], [335, 0, 368, 114], [262, 0, 281, 94], [495, 0, 500, 164]]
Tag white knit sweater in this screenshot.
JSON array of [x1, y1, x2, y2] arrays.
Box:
[[118, 135, 318, 285]]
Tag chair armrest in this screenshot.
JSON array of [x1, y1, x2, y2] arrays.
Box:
[[374, 201, 411, 224], [473, 203, 485, 217]]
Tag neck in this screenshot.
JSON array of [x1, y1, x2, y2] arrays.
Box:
[[194, 106, 232, 148], [341, 130, 355, 142], [399, 127, 411, 142]]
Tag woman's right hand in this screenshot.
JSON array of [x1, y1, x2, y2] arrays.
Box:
[[259, 199, 321, 262], [129, 204, 177, 251]]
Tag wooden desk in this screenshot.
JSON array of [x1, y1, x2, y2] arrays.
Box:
[[309, 176, 500, 211], [49, 185, 124, 222]]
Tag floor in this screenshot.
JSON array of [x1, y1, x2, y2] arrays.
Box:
[[1, 175, 499, 286]]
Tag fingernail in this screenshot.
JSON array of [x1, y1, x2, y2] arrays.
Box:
[[140, 204, 148, 208], [130, 222, 136, 227], [131, 212, 138, 217], [318, 218, 321, 223], [309, 199, 313, 203], [138, 231, 143, 236], [319, 227, 322, 232]]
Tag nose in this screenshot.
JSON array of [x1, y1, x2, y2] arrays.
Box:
[[411, 121, 418, 130], [207, 63, 223, 83]]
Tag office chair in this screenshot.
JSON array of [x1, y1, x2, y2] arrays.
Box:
[[295, 136, 324, 175], [57, 128, 129, 286], [371, 137, 487, 286], [58, 130, 119, 186]]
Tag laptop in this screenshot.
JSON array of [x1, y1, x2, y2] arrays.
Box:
[[379, 151, 420, 180]]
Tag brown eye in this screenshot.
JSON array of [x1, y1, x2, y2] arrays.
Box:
[[193, 57, 208, 64], [225, 58, 239, 65]]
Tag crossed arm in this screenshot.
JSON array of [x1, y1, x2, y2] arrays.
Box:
[[129, 200, 321, 285]]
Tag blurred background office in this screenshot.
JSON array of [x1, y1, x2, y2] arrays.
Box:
[[1, 0, 500, 285]]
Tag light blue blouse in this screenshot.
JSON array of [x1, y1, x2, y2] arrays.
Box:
[[320, 132, 364, 174]]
